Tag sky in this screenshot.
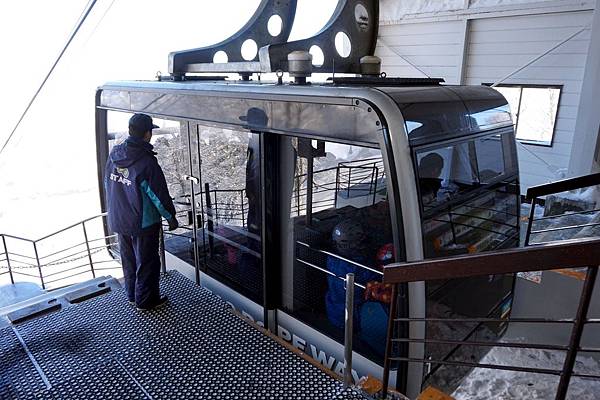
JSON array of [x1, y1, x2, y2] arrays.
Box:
[[0, 0, 339, 237]]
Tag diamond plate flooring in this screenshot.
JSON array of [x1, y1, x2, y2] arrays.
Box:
[[1, 271, 369, 399]]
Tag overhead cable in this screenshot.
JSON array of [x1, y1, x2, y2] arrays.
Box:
[[0, 0, 99, 157], [377, 37, 432, 78], [492, 24, 591, 87], [83, 0, 118, 46], [491, 23, 591, 177]]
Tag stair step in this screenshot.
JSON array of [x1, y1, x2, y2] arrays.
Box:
[[65, 283, 111, 304], [7, 299, 61, 324]]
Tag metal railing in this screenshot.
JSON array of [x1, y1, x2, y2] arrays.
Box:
[[170, 158, 386, 230], [525, 172, 600, 247], [380, 238, 600, 399], [0, 213, 119, 289], [294, 240, 380, 386], [292, 158, 385, 216], [176, 188, 248, 228]]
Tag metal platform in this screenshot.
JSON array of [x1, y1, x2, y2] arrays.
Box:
[[1, 271, 369, 399]]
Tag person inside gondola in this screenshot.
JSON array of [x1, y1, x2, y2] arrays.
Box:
[[324, 218, 394, 356], [418, 152, 444, 206]]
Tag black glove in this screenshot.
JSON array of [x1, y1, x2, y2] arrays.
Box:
[[167, 218, 179, 231]]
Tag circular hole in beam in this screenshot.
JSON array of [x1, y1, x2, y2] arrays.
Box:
[[241, 39, 258, 61], [213, 51, 228, 63], [355, 4, 370, 32], [268, 14, 283, 37], [309, 45, 324, 67], [335, 32, 351, 58]]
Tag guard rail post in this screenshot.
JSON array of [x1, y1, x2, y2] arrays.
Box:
[[32, 241, 45, 290], [344, 273, 355, 388], [524, 195, 537, 246], [2, 235, 14, 284], [381, 284, 398, 397], [347, 167, 352, 198], [372, 166, 379, 205], [555, 265, 598, 399], [205, 183, 215, 254], [81, 221, 96, 278]]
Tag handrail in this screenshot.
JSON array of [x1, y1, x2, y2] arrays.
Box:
[[0, 213, 108, 243], [526, 172, 600, 200], [383, 237, 600, 284], [1, 234, 36, 242], [524, 172, 600, 255], [36, 213, 108, 242], [0, 213, 116, 289], [381, 237, 600, 400]]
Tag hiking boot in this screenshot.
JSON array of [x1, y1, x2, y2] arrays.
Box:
[[136, 296, 168, 311]]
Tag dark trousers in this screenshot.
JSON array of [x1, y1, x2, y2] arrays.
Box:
[[118, 225, 161, 306]]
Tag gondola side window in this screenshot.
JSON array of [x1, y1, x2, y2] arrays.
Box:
[[282, 138, 396, 360], [416, 131, 519, 258], [416, 142, 478, 210], [475, 135, 505, 184]]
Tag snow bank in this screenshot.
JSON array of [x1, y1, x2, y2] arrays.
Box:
[[452, 342, 600, 399]]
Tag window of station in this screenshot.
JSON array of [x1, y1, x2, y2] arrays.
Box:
[[194, 125, 263, 304], [106, 111, 196, 265], [279, 137, 396, 361], [488, 84, 561, 146]]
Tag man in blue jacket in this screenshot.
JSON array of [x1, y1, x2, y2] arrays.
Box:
[[105, 113, 178, 310]]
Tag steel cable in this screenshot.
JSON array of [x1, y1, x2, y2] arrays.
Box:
[[0, 0, 99, 157]]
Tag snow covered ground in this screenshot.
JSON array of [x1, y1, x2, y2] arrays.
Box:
[[452, 343, 600, 399]]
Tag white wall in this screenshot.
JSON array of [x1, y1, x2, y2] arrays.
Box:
[[376, 20, 465, 84], [465, 11, 593, 190], [377, 0, 596, 191], [380, 0, 465, 23], [569, 4, 600, 175]]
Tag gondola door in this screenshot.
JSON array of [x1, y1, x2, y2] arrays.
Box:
[[190, 123, 265, 307], [148, 120, 199, 274]]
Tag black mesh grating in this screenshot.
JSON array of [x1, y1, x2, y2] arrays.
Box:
[[3, 271, 369, 400]]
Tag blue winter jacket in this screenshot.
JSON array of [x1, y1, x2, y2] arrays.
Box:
[[325, 255, 380, 331], [104, 137, 176, 236]]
